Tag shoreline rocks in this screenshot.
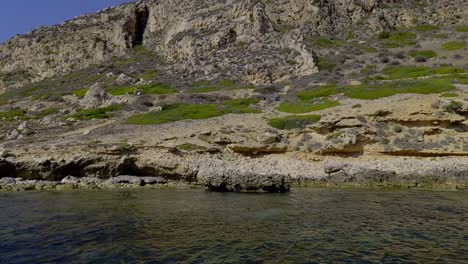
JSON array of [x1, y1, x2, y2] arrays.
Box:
[[203, 173, 291, 193]]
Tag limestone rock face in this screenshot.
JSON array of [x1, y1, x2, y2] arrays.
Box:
[[81, 83, 109, 109], [1, 0, 465, 90]]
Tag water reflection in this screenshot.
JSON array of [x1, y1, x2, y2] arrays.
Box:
[[0, 188, 467, 263]]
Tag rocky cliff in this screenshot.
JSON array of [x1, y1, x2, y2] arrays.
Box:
[[1, 0, 466, 90]]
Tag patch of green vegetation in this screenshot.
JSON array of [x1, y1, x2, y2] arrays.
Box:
[[106, 83, 176, 96], [344, 79, 454, 100], [382, 66, 465, 80], [269, 115, 321, 130], [177, 143, 207, 151], [17, 86, 41, 97], [326, 131, 343, 140], [113, 56, 136, 66], [434, 67, 466, 75], [440, 92, 458, 98], [380, 31, 417, 48], [218, 79, 236, 87], [132, 45, 149, 54], [455, 26, 468, 32], [361, 46, 377, 53], [189, 86, 220, 93], [316, 57, 336, 72], [188, 79, 253, 93], [0, 69, 33, 83], [446, 74, 468, 85], [68, 105, 123, 120], [414, 24, 439, 32], [408, 50, 437, 59], [126, 99, 259, 125], [0, 108, 27, 121], [360, 65, 376, 74], [34, 107, 61, 119], [306, 36, 345, 48], [278, 99, 339, 113], [441, 41, 466, 50], [138, 69, 159, 80], [272, 23, 293, 33], [297, 84, 338, 100], [72, 88, 89, 97], [222, 98, 261, 113], [434, 33, 448, 38], [444, 101, 463, 113]]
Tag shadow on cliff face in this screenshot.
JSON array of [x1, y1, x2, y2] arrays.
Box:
[[0, 156, 198, 182], [124, 6, 149, 48]]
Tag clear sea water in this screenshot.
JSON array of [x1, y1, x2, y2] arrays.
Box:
[[0, 188, 467, 263]]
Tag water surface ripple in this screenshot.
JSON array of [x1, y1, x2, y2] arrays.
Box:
[[0, 188, 467, 263]]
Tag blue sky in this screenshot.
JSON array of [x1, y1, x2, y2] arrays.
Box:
[[0, 0, 134, 43]]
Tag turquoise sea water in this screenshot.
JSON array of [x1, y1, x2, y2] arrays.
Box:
[[0, 188, 467, 263]]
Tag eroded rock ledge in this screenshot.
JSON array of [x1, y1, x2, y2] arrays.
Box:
[[1, 148, 467, 192]]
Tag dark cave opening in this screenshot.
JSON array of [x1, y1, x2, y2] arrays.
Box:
[[133, 7, 149, 46]]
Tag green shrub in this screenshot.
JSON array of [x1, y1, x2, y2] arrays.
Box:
[[189, 86, 220, 93], [455, 26, 468, 32], [68, 105, 123, 120], [317, 57, 336, 72], [381, 31, 417, 47], [126, 99, 259, 125], [382, 66, 464, 80], [218, 79, 236, 87], [307, 36, 337, 48], [344, 79, 454, 100], [360, 65, 376, 74], [433, 67, 465, 75], [34, 107, 60, 119], [297, 84, 338, 100], [72, 88, 89, 97], [138, 69, 159, 80], [414, 24, 439, 32], [106, 83, 176, 95], [439, 92, 458, 98], [0, 108, 27, 121], [189, 79, 254, 93], [408, 50, 437, 59], [441, 41, 466, 50], [269, 115, 321, 130], [444, 101, 463, 113], [377, 31, 390, 40], [278, 99, 339, 113], [361, 46, 378, 53]]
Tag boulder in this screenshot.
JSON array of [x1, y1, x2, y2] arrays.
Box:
[[0, 177, 16, 185], [257, 132, 280, 144], [81, 83, 109, 109], [323, 159, 344, 174], [115, 73, 136, 86], [6, 130, 20, 140], [17, 121, 29, 131], [61, 176, 80, 184]]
